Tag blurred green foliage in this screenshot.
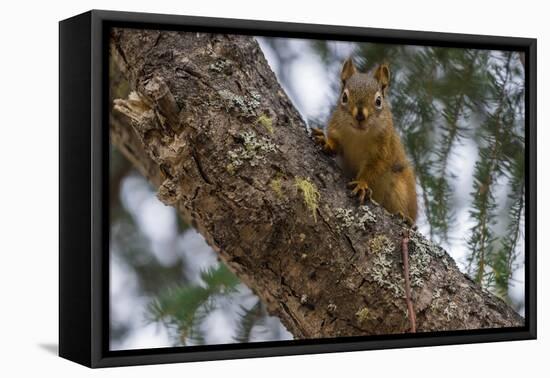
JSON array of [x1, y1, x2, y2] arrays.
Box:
[[148, 265, 240, 345]]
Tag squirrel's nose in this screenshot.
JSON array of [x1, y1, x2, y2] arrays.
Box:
[[355, 109, 366, 122]]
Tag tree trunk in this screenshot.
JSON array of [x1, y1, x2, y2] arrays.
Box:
[[109, 28, 523, 338]]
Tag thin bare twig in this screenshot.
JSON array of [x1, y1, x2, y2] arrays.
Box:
[[402, 230, 416, 333]]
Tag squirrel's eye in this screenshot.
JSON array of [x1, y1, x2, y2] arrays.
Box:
[[341, 90, 349, 105], [375, 95, 382, 109]]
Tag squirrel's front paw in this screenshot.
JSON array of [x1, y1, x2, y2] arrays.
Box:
[[347, 180, 372, 205], [311, 127, 326, 145], [311, 128, 336, 154]]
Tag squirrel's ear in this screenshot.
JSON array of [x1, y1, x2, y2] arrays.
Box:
[[341, 58, 357, 84], [374, 64, 391, 94]]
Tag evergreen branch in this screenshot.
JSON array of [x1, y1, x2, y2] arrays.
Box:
[[234, 300, 264, 343], [430, 93, 464, 242], [467, 52, 515, 287], [494, 140, 525, 298], [390, 47, 439, 238], [430, 50, 486, 242], [147, 264, 239, 345]]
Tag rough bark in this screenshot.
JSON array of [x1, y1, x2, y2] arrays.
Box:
[[109, 28, 523, 338]]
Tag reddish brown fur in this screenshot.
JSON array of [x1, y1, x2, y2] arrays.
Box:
[[313, 58, 417, 223]]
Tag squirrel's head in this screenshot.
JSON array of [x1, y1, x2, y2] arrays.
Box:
[[338, 58, 391, 131]]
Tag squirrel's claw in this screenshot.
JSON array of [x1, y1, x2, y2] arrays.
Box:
[[395, 211, 416, 228], [311, 127, 325, 136], [314, 134, 326, 145], [312, 128, 336, 155], [348, 180, 372, 205], [311, 128, 326, 145]]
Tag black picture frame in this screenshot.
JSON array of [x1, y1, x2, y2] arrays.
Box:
[[59, 9, 537, 368]]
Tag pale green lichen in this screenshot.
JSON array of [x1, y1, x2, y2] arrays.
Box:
[[357, 206, 377, 229], [257, 114, 274, 133], [409, 246, 432, 287], [441, 255, 455, 270], [334, 206, 376, 232], [433, 245, 446, 258], [250, 91, 261, 102], [443, 301, 458, 321], [365, 231, 432, 299], [295, 177, 320, 222], [407, 230, 440, 288], [242, 130, 276, 154], [429, 288, 443, 310], [371, 249, 394, 291], [410, 230, 445, 258], [368, 235, 404, 298], [270, 177, 284, 198], [226, 163, 236, 175], [209, 59, 232, 74], [369, 234, 394, 255], [227, 150, 245, 168], [334, 208, 355, 230], [355, 307, 371, 323], [227, 130, 276, 170], [218, 89, 260, 116]]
